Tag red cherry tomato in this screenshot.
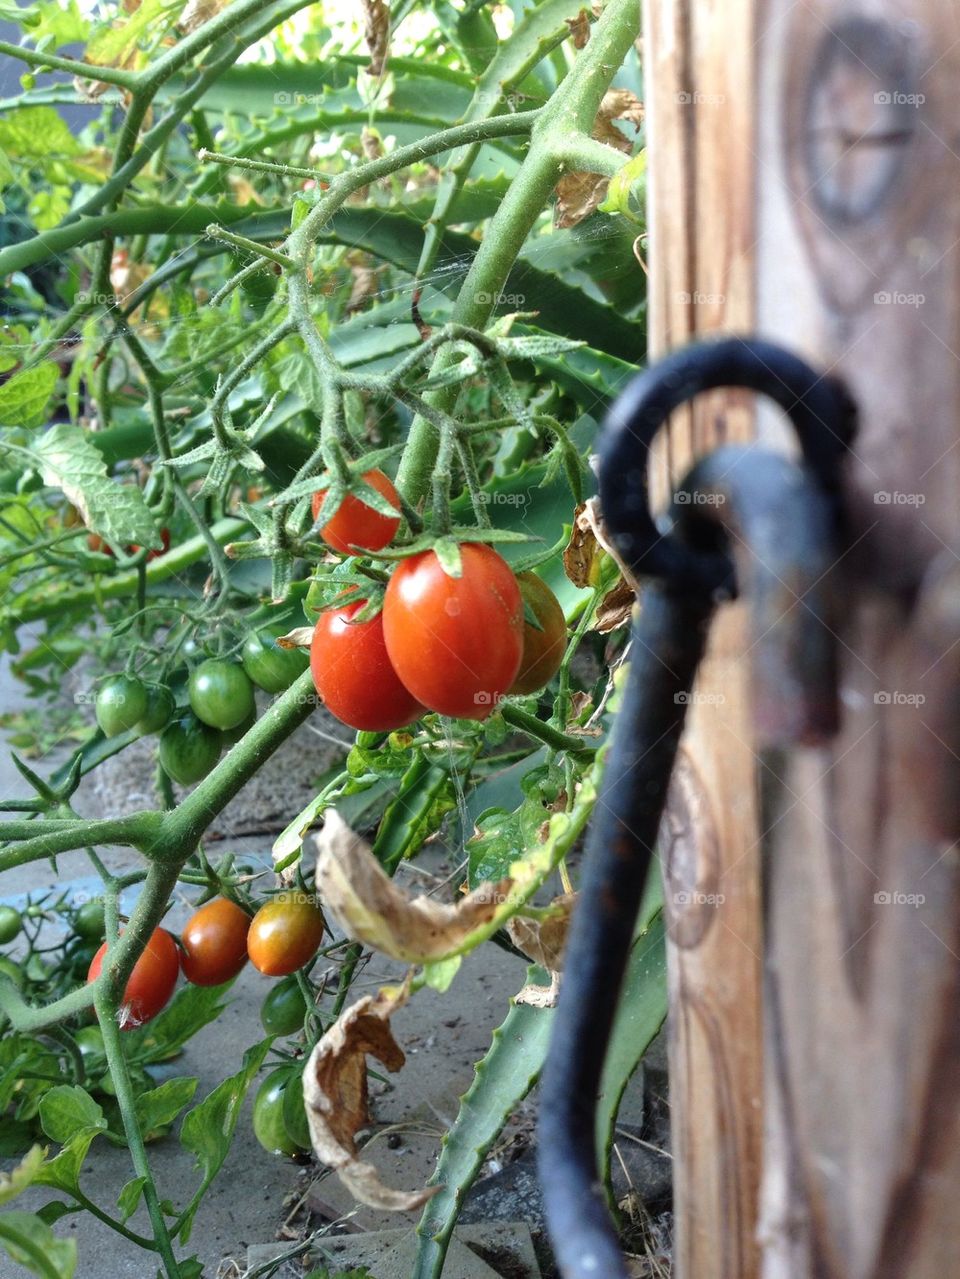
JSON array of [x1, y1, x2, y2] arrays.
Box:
[[509, 572, 567, 695], [382, 543, 523, 719], [311, 469, 401, 555], [310, 597, 423, 731], [247, 893, 325, 977], [131, 527, 171, 561], [180, 897, 250, 986], [87, 927, 179, 1030], [87, 532, 114, 556]]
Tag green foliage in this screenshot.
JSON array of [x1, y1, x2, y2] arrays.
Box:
[[0, 2, 651, 1277]]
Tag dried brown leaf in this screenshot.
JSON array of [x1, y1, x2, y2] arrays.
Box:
[[362, 0, 390, 77], [595, 577, 636, 634], [563, 503, 602, 588], [302, 978, 439, 1211], [177, 0, 224, 33], [507, 893, 575, 972], [566, 6, 591, 48], [554, 88, 644, 228], [277, 626, 313, 650], [314, 811, 510, 963]]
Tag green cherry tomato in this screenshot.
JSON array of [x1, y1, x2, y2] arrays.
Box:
[[72, 898, 106, 941], [136, 682, 175, 735], [158, 712, 222, 785], [241, 630, 309, 694], [0, 906, 21, 945], [260, 975, 309, 1036], [253, 1068, 309, 1156], [95, 675, 148, 737], [188, 660, 256, 731]]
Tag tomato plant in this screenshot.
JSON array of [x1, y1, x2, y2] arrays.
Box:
[[179, 897, 250, 986], [382, 544, 524, 718], [188, 660, 256, 731], [87, 928, 179, 1030], [247, 894, 325, 976], [310, 597, 423, 731], [158, 712, 222, 785], [312, 468, 402, 555], [0, 2, 648, 1275]]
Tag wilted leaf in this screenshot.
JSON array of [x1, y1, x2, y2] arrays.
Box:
[[0, 1146, 44, 1206], [314, 811, 510, 964], [508, 894, 575, 972], [566, 7, 591, 48], [176, 0, 224, 33], [595, 577, 636, 634], [362, 0, 390, 76], [302, 976, 438, 1211], [563, 502, 602, 589], [277, 626, 313, 650], [555, 88, 644, 228]]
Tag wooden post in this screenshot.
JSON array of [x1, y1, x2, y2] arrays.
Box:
[[642, 3, 763, 1278], [755, 6, 960, 1276], [643, 2, 960, 1277]]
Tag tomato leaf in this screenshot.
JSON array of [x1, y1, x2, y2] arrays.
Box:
[[134, 1077, 198, 1139], [127, 979, 233, 1064], [30, 426, 160, 549], [176, 1038, 272, 1243], [0, 1210, 77, 1279], [38, 1085, 107, 1145], [116, 1176, 147, 1223], [0, 362, 59, 429]]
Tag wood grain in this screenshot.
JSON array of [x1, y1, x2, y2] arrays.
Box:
[[754, 4, 960, 1276], [641, 2, 763, 1277]]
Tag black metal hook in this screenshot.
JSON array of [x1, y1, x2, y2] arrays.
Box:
[[537, 337, 853, 1279]]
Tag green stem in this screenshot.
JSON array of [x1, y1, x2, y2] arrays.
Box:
[[0, 40, 137, 87], [499, 704, 593, 756], [394, 0, 641, 504], [94, 882, 181, 1277]]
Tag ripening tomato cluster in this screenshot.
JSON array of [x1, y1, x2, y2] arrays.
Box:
[[93, 627, 310, 787], [86, 892, 325, 1031], [308, 469, 567, 731]]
